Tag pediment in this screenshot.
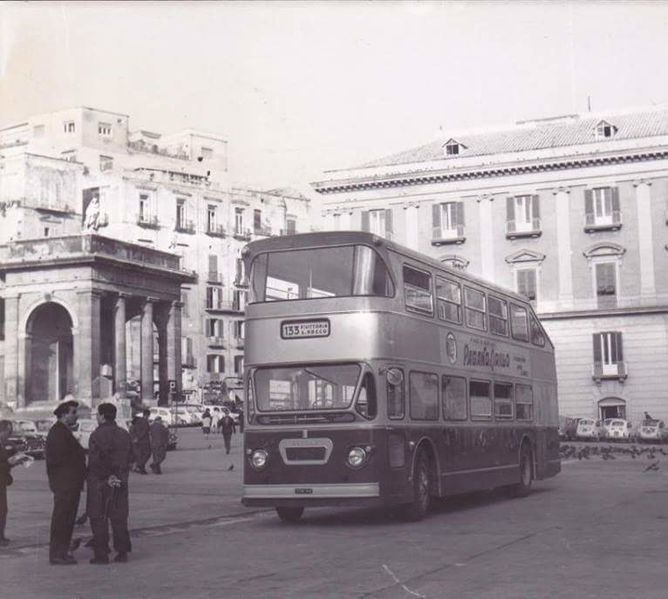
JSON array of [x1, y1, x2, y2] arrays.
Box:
[[583, 242, 625, 258], [505, 249, 545, 264]]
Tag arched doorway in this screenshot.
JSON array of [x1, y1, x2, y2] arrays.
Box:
[[598, 397, 626, 420], [26, 302, 74, 404]]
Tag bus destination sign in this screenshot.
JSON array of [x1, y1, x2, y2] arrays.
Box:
[[281, 319, 330, 340]]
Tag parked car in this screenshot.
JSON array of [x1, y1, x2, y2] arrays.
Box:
[[10, 419, 46, 459], [603, 418, 632, 441], [559, 416, 581, 441], [148, 407, 175, 426], [575, 418, 602, 441], [638, 419, 668, 444], [73, 418, 130, 451], [33, 418, 55, 438]]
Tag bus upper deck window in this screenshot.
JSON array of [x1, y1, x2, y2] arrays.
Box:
[[353, 246, 394, 297], [356, 373, 377, 420]]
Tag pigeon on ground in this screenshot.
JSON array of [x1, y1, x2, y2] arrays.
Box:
[[644, 461, 660, 472], [227, 464, 234, 471]]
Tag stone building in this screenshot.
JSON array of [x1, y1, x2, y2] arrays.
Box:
[[0, 107, 313, 406], [312, 106, 668, 424]]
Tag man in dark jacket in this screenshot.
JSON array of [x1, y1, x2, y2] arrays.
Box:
[[149, 416, 169, 474], [45, 400, 86, 565], [130, 409, 151, 474], [220, 413, 236, 454], [87, 402, 133, 564], [0, 420, 30, 545]]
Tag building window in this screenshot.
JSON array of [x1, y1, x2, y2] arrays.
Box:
[[207, 205, 217, 232], [436, 276, 461, 324], [254, 209, 262, 233], [61, 150, 77, 162], [63, 121, 75, 133], [233, 320, 244, 339], [516, 268, 537, 301], [207, 318, 222, 338], [181, 291, 189, 317], [361, 209, 393, 239], [207, 355, 224, 373], [98, 122, 112, 137], [595, 262, 617, 308], [43, 227, 50, 237], [234, 355, 244, 375], [235, 207, 244, 234], [99, 155, 113, 171], [585, 187, 621, 231], [409, 371, 439, 421], [593, 332, 625, 379], [488, 296, 509, 336], [506, 195, 540, 237], [403, 265, 433, 315], [443, 139, 465, 156], [286, 218, 296, 235], [177, 199, 186, 229], [464, 287, 486, 331], [432, 202, 465, 244], [595, 121, 617, 139], [206, 286, 222, 310], [201, 147, 213, 159]]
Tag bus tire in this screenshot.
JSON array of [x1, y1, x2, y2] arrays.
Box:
[[401, 452, 431, 521], [510, 443, 533, 498], [276, 507, 304, 523]]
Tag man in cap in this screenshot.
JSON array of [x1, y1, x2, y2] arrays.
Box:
[[87, 402, 133, 564], [45, 400, 86, 565], [149, 416, 169, 474], [130, 408, 151, 474]]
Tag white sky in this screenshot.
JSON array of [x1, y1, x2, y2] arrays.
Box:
[[1, 1, 668, 188]]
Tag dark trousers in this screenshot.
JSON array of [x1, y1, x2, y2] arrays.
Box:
[[134, 443, 151, 470], [88, 483, 131, 558], [223, 433, 232, 454], [49, 489, 80, 559], [0, 486, 7, 539]]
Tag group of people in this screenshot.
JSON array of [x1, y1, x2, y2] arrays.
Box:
[[129, 409, 170, 475], [200, 408, 241, 454]]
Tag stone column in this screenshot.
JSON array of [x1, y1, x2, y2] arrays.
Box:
[[635, 182, 655, 301], [74, 290, 102, 407], [4, 295, 20, 409], [140, 298, 155, 404], [113, 294, 127, 397], [166, 301, 183, 400], [404, 204, 420, 250], [155, 302, 169, 407], [554, 189, 574, 309], [478, 196, 495, 281]]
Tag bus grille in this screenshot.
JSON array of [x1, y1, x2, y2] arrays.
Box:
[[285, 447, 327, 461], [257, 413, 355, 425]]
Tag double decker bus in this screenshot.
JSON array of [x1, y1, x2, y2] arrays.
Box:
[[241, 232, 559, 522]]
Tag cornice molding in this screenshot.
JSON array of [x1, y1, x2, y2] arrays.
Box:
[[314, 149, 668, 195]]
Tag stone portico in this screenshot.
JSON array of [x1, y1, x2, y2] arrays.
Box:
[[0, 234, 195, 411]]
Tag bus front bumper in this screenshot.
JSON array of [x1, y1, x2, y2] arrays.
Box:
[[242, 482, 381, 507]]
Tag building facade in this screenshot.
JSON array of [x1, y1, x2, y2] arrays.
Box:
[[312, 107, 668, 424], [0, 107, 312, 406]]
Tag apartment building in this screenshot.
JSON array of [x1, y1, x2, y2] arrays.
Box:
[[312, 106, 668, 424], [0, 107, 312, 403]]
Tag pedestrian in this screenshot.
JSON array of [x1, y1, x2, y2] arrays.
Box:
[[211, 408, 221, 435], [220, 413, 236, 455], [149, 416, 169, 474], [87, 403, 133, 565], [130, 409, 151, 474], [238, 408, 244, 434], [45, 400, 87, 565], [0, 420, 31, 546], [201, 409, 212, 436]]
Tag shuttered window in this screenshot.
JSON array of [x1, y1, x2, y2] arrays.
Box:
[[506, 195, 540, 233], [585, 187, 621, 228], [593, 332, 623, 365], [361, 209, 393, 238], [516, 269, 537, 301], [595, 263, 616, 296], [432, 202, 465, 239]]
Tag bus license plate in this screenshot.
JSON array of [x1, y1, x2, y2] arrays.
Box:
[[281, 319, 330, 339]]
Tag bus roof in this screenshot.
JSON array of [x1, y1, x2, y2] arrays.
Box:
[[243, 230, 536, 307]]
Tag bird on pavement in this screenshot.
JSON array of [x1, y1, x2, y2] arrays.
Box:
[[644, 461, 660, 472], [227, 464, 234, 471]]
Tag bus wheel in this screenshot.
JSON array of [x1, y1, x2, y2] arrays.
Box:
[[401, 452, 431, 521], [510, 443, 533, 498], [276, 507, 304, 523]]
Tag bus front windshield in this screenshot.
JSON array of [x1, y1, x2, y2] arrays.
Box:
[[250, 245, 393, 302], [254, 364, 361, 412]]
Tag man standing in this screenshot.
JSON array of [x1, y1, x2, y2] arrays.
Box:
[[87, 403, 133, 565], [45, 400, 86, 565], [130, 409, 151, 474], [149, 416, 169, 474], [0, 420, 31, 546], [220, 412, 236, 455]]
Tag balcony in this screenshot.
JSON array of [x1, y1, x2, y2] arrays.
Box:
[[506, 218, 542, 240], [206, 224, 226, 238], [253, 225, 273, 237], [137, 214, 160, 229], [431, 226, 465, 246], [207, 271, 223, 284], [205, 299, 243, 313], [175, 220, 195, 234], [584, 211, 622, 233], [592, 361, 627, 384], [30, 200, 76, 215], [233, 228, 252, 242], [183, 355, 197, 368], [207, 336, 225, 347]]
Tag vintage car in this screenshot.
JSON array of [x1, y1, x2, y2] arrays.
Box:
[[9, 419, 46, 459], [575, 418, 603, 441], [638, 419, 668, 444], [602, 418, 632, 441]]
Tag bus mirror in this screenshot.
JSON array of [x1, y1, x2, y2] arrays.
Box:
[[386, 368, 403, 387]]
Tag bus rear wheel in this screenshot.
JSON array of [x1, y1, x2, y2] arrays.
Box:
[[401, 452, 431, 521], [276, 507, 304, 523], [510, 443, 533, 498]]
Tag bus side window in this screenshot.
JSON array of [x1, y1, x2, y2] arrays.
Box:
[[387, 368, 405, 420], [409, 372, 439, 421], [436, 277, 462, 324], [493, 382, 514, 420], [356, 373, 377, 420], [516, 384, 534, 421], [442, 376, 467, 421], [530, 314, 546, 347], [464, 287, 487, 331], [403, 265, 434, 315], [469, 380, 492, 420], [510, 304, 530, 342]]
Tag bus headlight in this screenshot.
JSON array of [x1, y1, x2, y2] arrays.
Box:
[[347, 446, 367, 469], [250, 449, 268, 470]]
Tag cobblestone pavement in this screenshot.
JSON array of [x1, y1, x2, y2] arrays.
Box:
[[1, 434, 668, 598]]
